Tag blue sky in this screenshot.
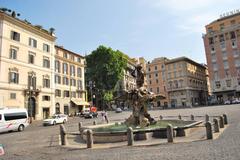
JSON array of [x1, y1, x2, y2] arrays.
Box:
[[1, 0, 240, 63]]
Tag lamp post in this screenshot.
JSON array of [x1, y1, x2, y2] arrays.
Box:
[[28, 72, 35, 123], [89, 81, 95, 106], [29, 86, 33, 123]]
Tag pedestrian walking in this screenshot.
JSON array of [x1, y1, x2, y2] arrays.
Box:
[[101, 110, 106, 122], [104, 110, 109, 123], [101, 110, 109, 123]]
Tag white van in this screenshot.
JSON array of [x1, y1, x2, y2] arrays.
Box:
[[0, 108, 29, 133]]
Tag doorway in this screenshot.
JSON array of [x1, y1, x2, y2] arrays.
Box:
[[28, 97, 36, 119], [64, 105, 69, 115], [43, 108, 50, 119]]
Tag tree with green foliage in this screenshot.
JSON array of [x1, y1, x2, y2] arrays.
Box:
[[86, 45, 127, 109]]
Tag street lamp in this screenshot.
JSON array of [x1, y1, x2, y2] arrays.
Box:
[[28, 73, 34, 123], [89, 81, 95, 106], [93, 94, 96, 106]]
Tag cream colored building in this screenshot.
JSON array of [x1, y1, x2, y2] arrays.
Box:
[[55, 46, 87, 115], [0, 11, 56, 120], [166, 57, 208, 108]]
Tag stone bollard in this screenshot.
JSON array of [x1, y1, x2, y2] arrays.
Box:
[[167, 124, 174, 143], [86, 129, 93, 148], [93, 120, 97, 125], [60, 124, 68, 145], [219, 116, 224, 128], [127, 127, 134, 146], [190, 115, 194, 121], [213, 118, 220, 133], [159, 115, 163, 120], [178, 115, 182, 120], [205, 114, 209, 122], [205, 121, 213, 139], [223, 114, 228, 125], [79, 122, 83, 133]]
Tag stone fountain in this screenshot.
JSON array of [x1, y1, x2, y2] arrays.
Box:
[[77, 65, 202, 144], [118, 64, 158, 127]]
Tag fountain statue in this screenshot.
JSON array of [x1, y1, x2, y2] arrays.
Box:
[[117, 64, 158, 127]]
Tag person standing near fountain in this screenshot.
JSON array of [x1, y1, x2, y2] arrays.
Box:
[[101, 110, 109, 123]]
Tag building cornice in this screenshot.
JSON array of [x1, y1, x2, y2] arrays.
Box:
[[0, 12, 56, 42], [55, 45, 85, 58], [166, 56, 206, 69]]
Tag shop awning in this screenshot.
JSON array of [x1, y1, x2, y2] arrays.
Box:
[[71, 99, 90, 106]]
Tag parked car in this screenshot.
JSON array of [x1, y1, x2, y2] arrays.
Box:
[[84, 112, 98, 119], [78, 107, 90, 117], [232, 98, 240, 104], [43, 114, 68, 126], [224, 100, 231, 105], [84, 106, 98, 119], [0, 108, 29, 133], [115, 108, 122, 113]]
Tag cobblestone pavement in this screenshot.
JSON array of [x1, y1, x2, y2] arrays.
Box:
[[1, 104, 240, 160]]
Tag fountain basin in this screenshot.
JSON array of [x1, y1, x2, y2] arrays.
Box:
[[81, 120, 203, 143]]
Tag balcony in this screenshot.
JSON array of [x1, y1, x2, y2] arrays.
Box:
[[24, 86, 41, 97]]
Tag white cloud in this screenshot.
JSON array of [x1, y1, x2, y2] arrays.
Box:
[[139, 0, 238, 33], [176, 13, 219, 33], [140, 0, 234, 11]]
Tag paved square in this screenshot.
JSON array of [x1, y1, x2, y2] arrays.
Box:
[[0, 104, 240, 160]]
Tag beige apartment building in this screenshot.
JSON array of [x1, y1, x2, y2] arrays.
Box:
[[146, 57, 169, 108], [55, 46, 87, 115], [203, 11, 240, 102], [0, 11, 56, 119], [166, 57, 208, 108]]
